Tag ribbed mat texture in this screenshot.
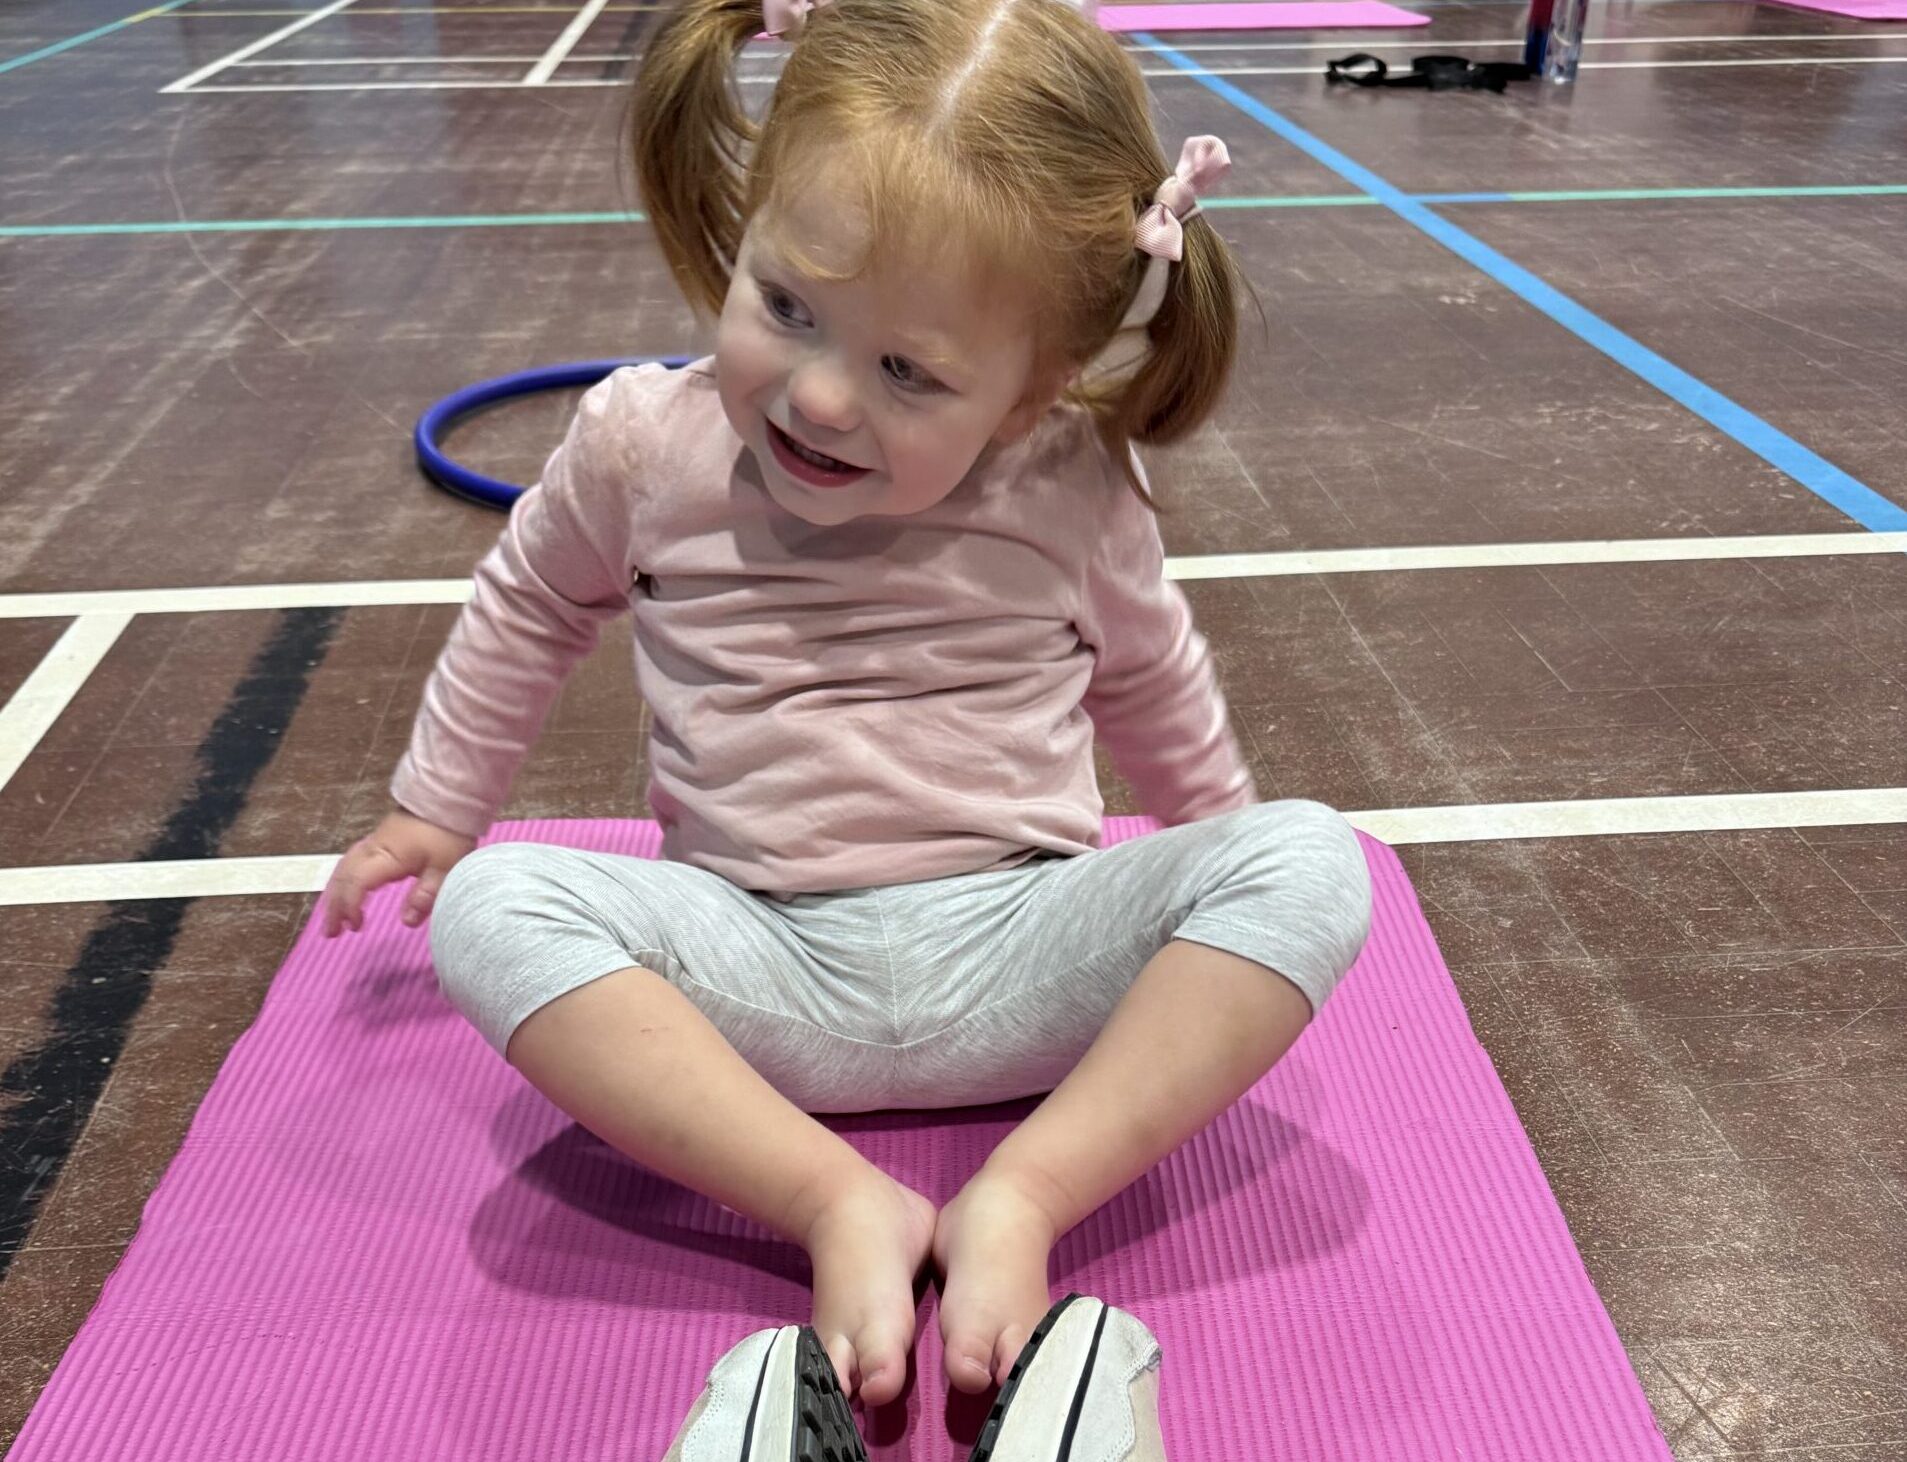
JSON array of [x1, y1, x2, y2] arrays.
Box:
[[12, 819, 1669, 1461]]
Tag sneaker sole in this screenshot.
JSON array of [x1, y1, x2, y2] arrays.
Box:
[[736, 1326, 867, 1462], [966, 1294, 1111, 1462]]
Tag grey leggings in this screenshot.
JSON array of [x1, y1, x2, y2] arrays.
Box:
[[430, 802, 1373, 1113]]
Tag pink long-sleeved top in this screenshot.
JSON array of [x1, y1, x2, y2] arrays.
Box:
[[393, 358, 1254, 894]]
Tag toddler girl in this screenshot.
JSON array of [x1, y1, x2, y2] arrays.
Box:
[[324, 0, 1371, 1452]]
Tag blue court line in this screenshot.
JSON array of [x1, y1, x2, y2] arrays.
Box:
[[0, 0, 196, 75], [1138, 33, 1907, 534]]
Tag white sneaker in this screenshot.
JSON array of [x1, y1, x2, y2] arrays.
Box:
[[660, 1324, 867, 1462], [966, 1295, 1166, 1462]]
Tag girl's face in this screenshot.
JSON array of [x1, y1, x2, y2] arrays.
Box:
[[715, 180, 1057, 527]]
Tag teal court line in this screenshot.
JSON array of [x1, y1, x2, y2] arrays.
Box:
[[0, 0, 197, 75], [1, 210, 649, 237], [4, 184, 1906, 238]]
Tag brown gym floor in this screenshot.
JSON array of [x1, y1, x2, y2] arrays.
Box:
[[2, 0, 1905, 1450]]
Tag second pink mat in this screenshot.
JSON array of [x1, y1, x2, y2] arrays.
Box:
[[1765, 0, 1907, 17], [1098, 2, 1431, 30]]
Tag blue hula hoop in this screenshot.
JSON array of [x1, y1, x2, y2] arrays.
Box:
[[415, 356, 694, 509]]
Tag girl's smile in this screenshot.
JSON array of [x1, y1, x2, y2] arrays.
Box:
[[766, 418, 873, 488]]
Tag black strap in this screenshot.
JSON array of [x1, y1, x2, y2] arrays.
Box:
[[1325, 52, 1397, 86], [1326, 52, 1532, 92]]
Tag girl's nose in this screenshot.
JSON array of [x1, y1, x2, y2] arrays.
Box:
[[787, 356, 860, 435]]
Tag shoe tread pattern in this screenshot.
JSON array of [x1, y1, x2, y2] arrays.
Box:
[[793, 1326, 868, 1462], [965, 1293, 1084, 1462]]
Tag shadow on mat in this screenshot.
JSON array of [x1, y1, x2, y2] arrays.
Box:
[[1053, 1093, 1371, 1292], [467, 1082, 1368, 1308], [337, 943, 459, 1032], [469, 1121, 813, 1307]]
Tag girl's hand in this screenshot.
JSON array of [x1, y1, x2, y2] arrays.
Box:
[[322, 809, 478, 938]]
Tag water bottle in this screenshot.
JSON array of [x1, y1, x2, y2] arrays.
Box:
[[1524, 0, 1592, 82]]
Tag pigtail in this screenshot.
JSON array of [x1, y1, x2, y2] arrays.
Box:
[[629, 0, 766, 316], [1069, 197, 1252, 506], [1103, 216, 1241, 477]]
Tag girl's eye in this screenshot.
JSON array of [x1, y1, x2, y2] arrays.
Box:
[[761, 285, 811, 328], [882, 355, 943, 393]]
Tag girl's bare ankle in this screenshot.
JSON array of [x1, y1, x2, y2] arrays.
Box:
[[783, 1153, 891, 1250], [964, 1157, 1072, 1246]]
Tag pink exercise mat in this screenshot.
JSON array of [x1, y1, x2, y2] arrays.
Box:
[[1764, 0, 1907, 17], [12, 818, 1669, 1462], [1098, 2, 1431, 30]]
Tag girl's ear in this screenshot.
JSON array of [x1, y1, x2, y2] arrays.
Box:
[[991, 365, 1072, 445]]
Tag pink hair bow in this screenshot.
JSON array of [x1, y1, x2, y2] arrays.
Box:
[[763, 0, 826, 37], [1132, 135, 1231, 262], [1077, 134, 1233, 388]]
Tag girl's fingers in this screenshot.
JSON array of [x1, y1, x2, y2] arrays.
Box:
[[402, 865, 449, 928], [322, 843, 387, 937], [326, 838, 453, 936], [323, 873, 361, 938]]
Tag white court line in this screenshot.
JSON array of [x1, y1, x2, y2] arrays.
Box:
[[0, 578, 474, 620], [221, 33, 1907, 64], [1582, 54, 1907, 68], [3, 533, 1905, 621], [162, 0, 360, 92], [0, 615, 130, 798], [1351, 786, 1907, 847], [0, 855, 342, 907], [180, 76, 612, 88], [233, 53, 550, 63], [5, 785, 1905, 904], [1164, 531, 1907, 581], [177, 53, 1907, 88], [523, 0, 612, 83], [216, 49, 791, 63]]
